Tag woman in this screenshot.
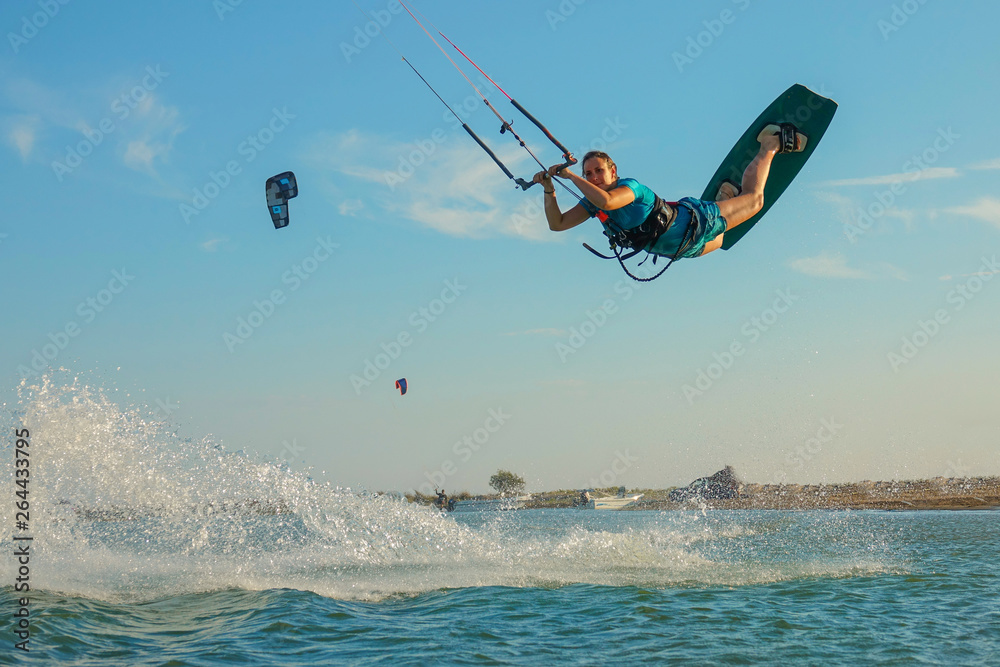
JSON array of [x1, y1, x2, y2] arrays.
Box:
[[533, 123, 806, 261]]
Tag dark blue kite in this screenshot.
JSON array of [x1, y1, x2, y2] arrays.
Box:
[[265, 171, 298, 229]]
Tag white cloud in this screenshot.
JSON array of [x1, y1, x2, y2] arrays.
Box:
[[874, 262, 910, 281], [123, 140, 157, 170], [814, 191, 854, 208], [789, 253, 908, 280], [201, 237, 227, 252], [813, 190, 859, 228], [821, 167, 959, 187], [969, 158, 1000, 170], [338, 165, 389, 184], [940, 269, 1000, 281], [788, 252, 873, 279], [3, 75, 184, 176], [11, 128, 34, 157], [302, 129, 378, 173], [881, 207, 916, 231], [3, 76, 75, 128], [119, 95, 185, 174], [339, 199, 364, 216], [5, 116, 39, 159], [308, 129, 557, 241], [943, 197, 1000, 229], [814, 190, 917, 238]]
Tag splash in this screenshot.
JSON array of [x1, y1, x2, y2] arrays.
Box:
[[2, 373, 475, 601], [1, 373, 899, 603]]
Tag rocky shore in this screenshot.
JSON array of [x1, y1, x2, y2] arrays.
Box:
[[507, 476, 1000, 511]]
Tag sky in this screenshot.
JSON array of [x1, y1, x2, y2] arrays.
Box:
[[2, 0, 999, 495]]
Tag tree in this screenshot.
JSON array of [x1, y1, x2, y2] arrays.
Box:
[[489, 469, 525, 496]]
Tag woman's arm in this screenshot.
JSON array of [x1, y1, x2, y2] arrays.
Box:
[[533, 170, 592, 231], [550, 166, 635, 211], [546, 200, 591, 231]]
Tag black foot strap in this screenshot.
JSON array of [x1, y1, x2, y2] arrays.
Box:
[[778, 122, 799, 153]]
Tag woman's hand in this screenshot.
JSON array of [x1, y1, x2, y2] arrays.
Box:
[[547, 163, 571, 179], [533, 170, 553, 187]]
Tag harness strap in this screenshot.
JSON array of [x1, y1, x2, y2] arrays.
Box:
[[582, 242, 643, 261], [585, 198, 700, 282]]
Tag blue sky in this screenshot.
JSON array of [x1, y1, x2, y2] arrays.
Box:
[[2, 0, 998, 494]]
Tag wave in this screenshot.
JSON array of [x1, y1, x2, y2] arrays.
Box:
[[1, 372, 900, 603]]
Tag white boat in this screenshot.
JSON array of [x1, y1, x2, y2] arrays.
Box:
[[584, 493, 644, 510], [450, 495, 531, 512]]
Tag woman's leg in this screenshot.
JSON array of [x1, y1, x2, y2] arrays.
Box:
[[699, 234, 724, 256], [714, 132, 781, 230]]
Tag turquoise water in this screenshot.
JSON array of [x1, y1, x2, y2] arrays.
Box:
[[4, 510, 998, 665], [2, 381, 998, 665]]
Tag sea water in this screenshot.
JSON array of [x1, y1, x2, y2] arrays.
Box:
[[1, 378, 997, 665]]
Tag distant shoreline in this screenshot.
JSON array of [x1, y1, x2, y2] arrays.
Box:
[[421, 476, 1000, 511]]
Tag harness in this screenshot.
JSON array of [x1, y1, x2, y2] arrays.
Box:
[[583, 197, 699, 282]]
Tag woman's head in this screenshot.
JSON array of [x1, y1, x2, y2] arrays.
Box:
[[581, 151, 617, 189]]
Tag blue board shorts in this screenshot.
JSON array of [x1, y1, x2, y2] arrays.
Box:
[[649, 197, 728, 259]]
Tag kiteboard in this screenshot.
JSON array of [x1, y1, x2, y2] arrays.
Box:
[[701, 84, 838, 250]]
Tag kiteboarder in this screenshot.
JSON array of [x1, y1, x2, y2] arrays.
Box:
[[358, 0, 836, 280], [435, 488, 448, 511], [532, 123, 806, 261]]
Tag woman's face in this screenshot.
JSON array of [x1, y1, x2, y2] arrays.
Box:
[[582, 157, 617, 190]]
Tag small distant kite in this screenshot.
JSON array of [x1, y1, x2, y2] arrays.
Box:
[[395, 378, 407, 396], [265, 171, 298, 229]]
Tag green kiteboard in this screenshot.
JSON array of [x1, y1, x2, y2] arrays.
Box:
[[701, 84, 838, 250]]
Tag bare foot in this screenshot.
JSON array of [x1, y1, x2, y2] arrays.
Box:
[[716, 181, 739, 201], [757, 123, 807, 153], [756, 125, 782, 153]]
